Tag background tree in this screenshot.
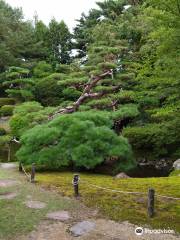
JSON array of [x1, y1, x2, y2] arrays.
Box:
[[48, 19, 72, 65]]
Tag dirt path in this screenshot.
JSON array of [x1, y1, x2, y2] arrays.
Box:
[[0, 163, 179, 240]]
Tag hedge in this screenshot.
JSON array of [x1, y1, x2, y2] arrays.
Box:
[[0, 105, 14, 116], [0, 98, 15, 107]]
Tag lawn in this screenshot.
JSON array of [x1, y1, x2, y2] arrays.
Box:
[[37, 172, 180, 233]]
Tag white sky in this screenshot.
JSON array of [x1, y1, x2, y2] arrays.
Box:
[[5, 0, 103, 31]]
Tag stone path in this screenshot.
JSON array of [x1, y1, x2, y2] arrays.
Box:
[[46, 211, 71, 221], [0, 163, 179, 240], [25, 200, 47, 209], [0, 192, 17, 199]]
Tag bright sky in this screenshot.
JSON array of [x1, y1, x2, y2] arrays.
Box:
[[5, 0, 103, 30]]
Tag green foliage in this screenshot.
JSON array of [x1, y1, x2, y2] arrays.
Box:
[[62, 88, 81, 100], [0, 105, 14, 116], [111, 104, 139, 121], [4, 66, 34, 101], [123, 114, 180, 159], [35, 73, 64, 106], [10, 102, 55, 137], [0, 98, 15, 107], [33, 61, 53, 78], [48, 19, 72, 64], [17, 111, 135, 171], [0, 127, 6, 136], [0, 135, 11, 146]]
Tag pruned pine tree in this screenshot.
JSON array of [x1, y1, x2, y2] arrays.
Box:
[[3, 67, 34, 101], [49, 21, 139, 134]]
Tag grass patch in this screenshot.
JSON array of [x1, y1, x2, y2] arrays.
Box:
[[169, 170, 180, 176], [37, 172, 180, 233], [0, 168, 76, 240]]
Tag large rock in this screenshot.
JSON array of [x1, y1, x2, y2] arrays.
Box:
[[115, 172, 130, 179], [173, 159, 180, 170], [70, 221, 96, 236]]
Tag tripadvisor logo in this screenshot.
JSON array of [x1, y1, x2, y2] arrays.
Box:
[[135, 227, 144, 236]]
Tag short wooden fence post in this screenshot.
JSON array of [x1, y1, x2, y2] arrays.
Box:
[[31, 163, 35, 183], [72, 174, 80, 197], [148, 188, 155, 217], [19, 162, 22, 172]]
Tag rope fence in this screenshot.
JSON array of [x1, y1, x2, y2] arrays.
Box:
[[19, 162, 35, 183], [18, 165, 180, 218], [81, 180, 180, 200]]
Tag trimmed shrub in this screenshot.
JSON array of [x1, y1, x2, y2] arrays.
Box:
[[0, 98, 15, 107], [0, 105, 14, 116], [0, 127, 6, 136]]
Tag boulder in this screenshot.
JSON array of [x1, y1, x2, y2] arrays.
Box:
[[173, 159, 180, 170], [114, 172, 130, 179]]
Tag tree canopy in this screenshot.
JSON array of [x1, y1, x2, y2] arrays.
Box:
[[0, 0, 179, 173]]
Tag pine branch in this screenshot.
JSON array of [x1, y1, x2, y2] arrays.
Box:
[[49, 70, 116, 119]]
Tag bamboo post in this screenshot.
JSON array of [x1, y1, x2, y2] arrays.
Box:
[[148, 188, 155, 217], [30, 163, 35, 183]]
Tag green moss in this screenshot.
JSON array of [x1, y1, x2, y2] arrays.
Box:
[[37, 172, 180, 233]]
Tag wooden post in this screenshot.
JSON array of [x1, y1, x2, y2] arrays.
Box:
[[7, 143, 11, 162], [19, 162, 22, 172], [72, 174, 79, 197], [31, 163, 35, 183], [148, 188, 155, 217]]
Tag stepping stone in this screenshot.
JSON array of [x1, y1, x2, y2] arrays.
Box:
[[25, 200, 47, 209], [70, 221, 96, 237], [0, 179, 19, 187], [46, 211, 70, 221], [0, 192, 17, 200], [0, 163, 17, 169]]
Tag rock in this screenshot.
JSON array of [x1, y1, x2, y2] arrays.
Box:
[[173, 159, 180, 170], [0, 163, 17, 169], [0, 192, 17, 200], [0, 179, 19, 187], [25, 200, 47, 209], [70, 221, 96, 237], [46, 211, 70, 221], [114, 172, 130, 179]]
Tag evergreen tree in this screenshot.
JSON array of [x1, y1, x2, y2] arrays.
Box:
[[48, 19, 72, 64]]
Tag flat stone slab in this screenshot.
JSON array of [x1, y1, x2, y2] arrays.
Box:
[[25, 200, 47, 209], [0, 163, 17, 169], [70, 221, 96, 237], [0, 179, 19, 187], [46, 211, 70, 221], [0, 192, 17, 200]]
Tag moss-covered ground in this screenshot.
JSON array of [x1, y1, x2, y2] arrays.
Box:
[[37, 172, 180, 233]]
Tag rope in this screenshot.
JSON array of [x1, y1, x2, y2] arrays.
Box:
[[81, 180, 145, 195], [21, 164, 31, 181], [81, 180, 180, 200], [156, 194, 180, 201]]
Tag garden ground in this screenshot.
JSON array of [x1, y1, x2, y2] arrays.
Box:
[[0, 163, 179, 240]]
